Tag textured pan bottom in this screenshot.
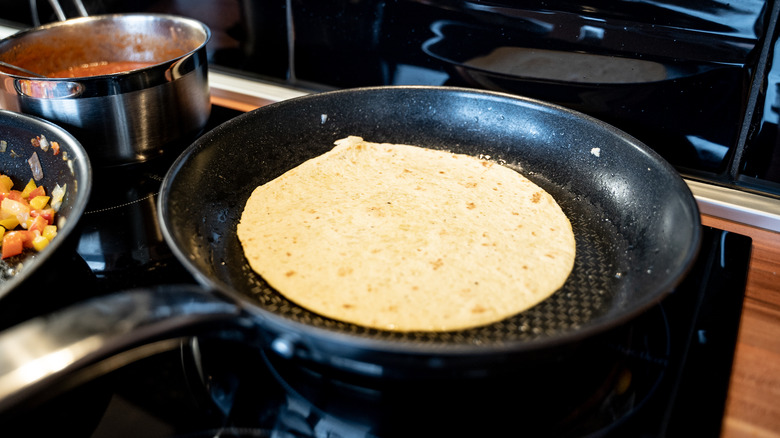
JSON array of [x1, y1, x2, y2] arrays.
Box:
[[236, 170, 628, 345]]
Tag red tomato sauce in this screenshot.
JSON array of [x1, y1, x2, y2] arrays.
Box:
[[47, 61, 157, 78]]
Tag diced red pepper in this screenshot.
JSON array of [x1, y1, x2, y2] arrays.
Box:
[[2, 231, 24, 258], [31, 208, 55, 225], [27, 186, 45, 200], [5, 191, 24, 202], [28, 215, 47, 234], [21, 230, 34, 248]]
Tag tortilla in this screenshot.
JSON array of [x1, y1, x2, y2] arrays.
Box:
[[237, 136, 576, 332], [465, 47, 668, 84]]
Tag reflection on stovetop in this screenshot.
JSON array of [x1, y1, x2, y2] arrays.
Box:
[[75, 105, 245, 294], [75, 157, 193, 291]]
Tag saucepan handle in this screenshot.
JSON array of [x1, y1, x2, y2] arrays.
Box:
[[0, 284, 251, 413], [44, 0, 88, 22]]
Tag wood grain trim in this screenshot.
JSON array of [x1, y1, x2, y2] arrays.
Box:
[[701, 215, 780, 438]]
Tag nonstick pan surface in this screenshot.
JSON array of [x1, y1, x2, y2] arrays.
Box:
[[159, 86, 700, 357]]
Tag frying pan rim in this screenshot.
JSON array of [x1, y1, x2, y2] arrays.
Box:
[[0, 109, 92, 301], [158, 85, 702, 356]]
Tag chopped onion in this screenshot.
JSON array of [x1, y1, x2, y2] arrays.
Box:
[[38, 135, 50, 152], [51, 183, 66, 211], [27, 151, 43, 181]]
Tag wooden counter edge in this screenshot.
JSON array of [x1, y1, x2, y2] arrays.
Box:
[[701, 215, 780, 438]]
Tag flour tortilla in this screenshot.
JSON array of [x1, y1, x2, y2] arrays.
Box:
[[237, 136, 576, 332]]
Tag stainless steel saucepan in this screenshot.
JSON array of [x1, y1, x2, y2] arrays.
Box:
[[0, 13, 211, 167]]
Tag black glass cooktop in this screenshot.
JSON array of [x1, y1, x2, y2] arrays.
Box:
[[0, 104, 752, 437]]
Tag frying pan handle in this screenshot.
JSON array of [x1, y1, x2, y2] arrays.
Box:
[[0, 284, 251, 413]]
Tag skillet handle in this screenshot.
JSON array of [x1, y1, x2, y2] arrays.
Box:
[[0, 284, 251, 413]]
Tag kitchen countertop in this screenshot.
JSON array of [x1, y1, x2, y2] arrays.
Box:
[[208, 71, 780, 438]]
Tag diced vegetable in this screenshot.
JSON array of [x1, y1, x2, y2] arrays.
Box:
[[2, 198, 31, 226], [31, 208, 54, 225], [0, 217, 18, 230], [27, 215, 47, 234], [0, 175, 12, 193], [0, 175, 59, 259], [50, 183, 65, 212], [20, 178, 37, 198], [29, 195, 49, 211], [27, 185, 45, 200], [2, 231, 23, 259], [32, 234, 49, 252], [42, 225, 57, 241]]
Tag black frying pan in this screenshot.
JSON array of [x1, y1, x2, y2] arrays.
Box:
[[158, 86, 701, 376]]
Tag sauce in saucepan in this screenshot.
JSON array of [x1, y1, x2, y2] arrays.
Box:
[[47, 61, 157, 78]]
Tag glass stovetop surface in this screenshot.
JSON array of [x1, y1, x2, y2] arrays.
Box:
[[0, 104, 753, 437]]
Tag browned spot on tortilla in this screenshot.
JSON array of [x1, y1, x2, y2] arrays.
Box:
[[430, 258, 444, 270], [338, 267, 354, 276], [532, 192, 542, 203], [466, 202, 476, 210], [471, 304, 487, 314], [285, 270, 296, 277], [457, 288, 475, 298]]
